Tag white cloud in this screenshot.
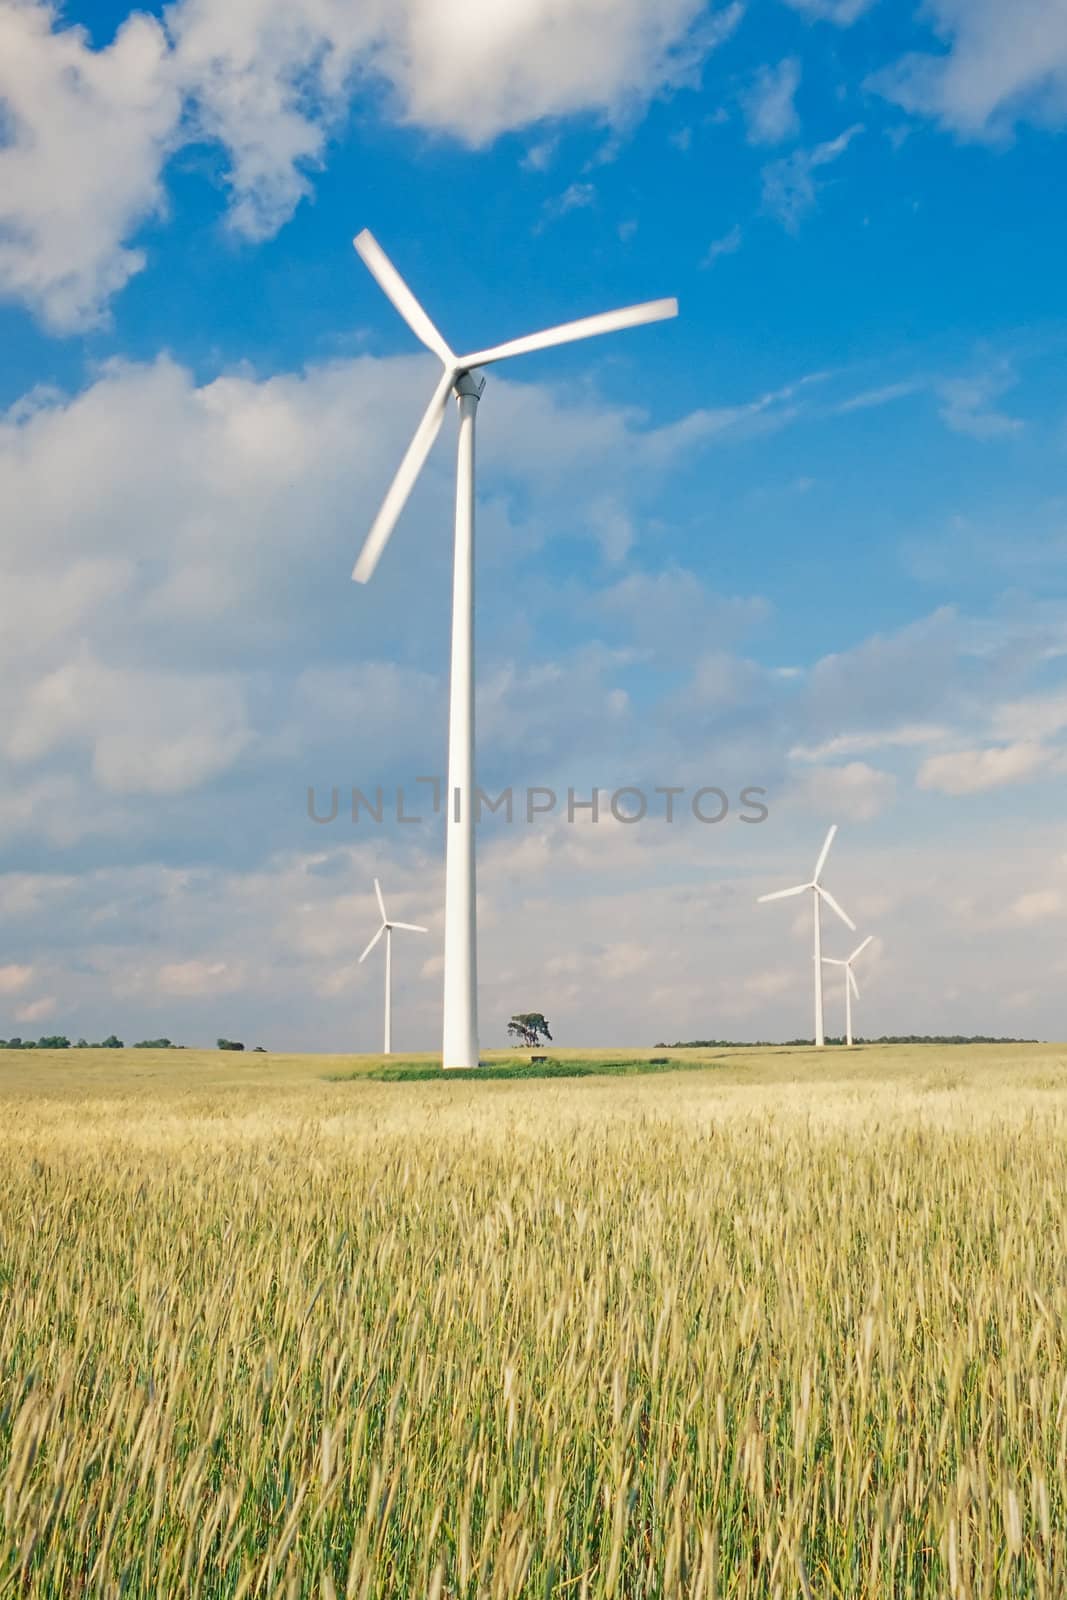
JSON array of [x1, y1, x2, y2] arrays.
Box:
[[875, 0, 1067, 139], [5, 811, 1067, 1048], [990, 691, 1067, 742], [155, 960, 244, 997], [801, 607, 962, 736], [5, 651, 252, 795], [761, 124, 864, 231], [7, 343, 1067, 1047], [937, 367, 1023, 440], [1008, 889, 1063, 926], [742, 58, 801, 146], [374, 0, 745, 146], [701, 224, 743, 268], [789, 724, 949, 762], [639, 371, 829, 465], [3, 351, 795, 834], [0, 0, 180, 330], [586, 497, 637, 564], [14, 996, 55, 1024], [521, 136, 560, 173], [789, 760, 897, 821], [833, 380, 924, 415], [0, 964, 33, 994], [475, 649, 632, 760], [916, 741, 1052, 795], [1, 0, 743, 327], [781, 0, 876, 21], [537, 181, 597, 230], [596, 567, 769, 658]]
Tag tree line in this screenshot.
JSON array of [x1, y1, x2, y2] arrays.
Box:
[[655, 1035, 1041, 1047], [0, 1037, 268, 1051], [0, 1035, 128, 1049]]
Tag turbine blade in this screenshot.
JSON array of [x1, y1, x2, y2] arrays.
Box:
[[353, 371, 452, 582], [353, 230, 454, 365], [817, 886, 856, 932], [757, 883, 810, 903], [850, 934, 874, 963], [848, 968, 860, 998], [358, 924, 385, 963], [391, 921, 427, 933], [821, 957, 845, 966], [374, 878, 387, 921], [456, 297, 678, 370], [812, 824, 837, 883]]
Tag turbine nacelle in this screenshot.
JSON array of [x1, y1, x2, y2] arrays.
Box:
[[358, 877, 428, 963], [351, 228, 678, 584], [756, 824, 855, 930], [757, 880, 856, 933], [823, 934, 874, 997]]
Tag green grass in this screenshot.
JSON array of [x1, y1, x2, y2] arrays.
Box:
[[338, 1055, 682, 1082], [1, 1043, 1066, 1596]]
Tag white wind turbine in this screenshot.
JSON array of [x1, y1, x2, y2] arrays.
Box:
[[823, 934, 874, 1048], [350, 229, 678, 1069], [757, 825, 856, 1048], [358, 878, 427, 1055]]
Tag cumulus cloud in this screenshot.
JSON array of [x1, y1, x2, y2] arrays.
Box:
[[0, 964, 33, 994], [155, 959, 245, 997], [7, 340, 1067, 1045], [0, 0, 180, 330], [595, 567, 769, 661], [916, 741, 1052, 795], [1, 0, 743, 325], [373, 0, 744, 146], [14, 995, 55, 1024], [788, 760, 897, 821], [1008, 889, 1063, 926], [5, 651, 252, 795], [742, 58, 801, 146], [990, 691, 1067, 742], [874, 0, 1067, 139], [0, 349, 803, 854], [801, 608, 963, 739]]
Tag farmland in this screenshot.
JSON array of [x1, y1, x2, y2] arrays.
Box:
[[1, 1043, 1065, 1596]]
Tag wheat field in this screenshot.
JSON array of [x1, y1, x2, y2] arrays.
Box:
[[1, 1043, 1065, 1597]]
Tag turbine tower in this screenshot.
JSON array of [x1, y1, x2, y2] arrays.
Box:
[[823, 934, 874, 1048], [350, 229, 678, 1069], [358, 878, 427, 1055], [757, 825, 856, 1048]]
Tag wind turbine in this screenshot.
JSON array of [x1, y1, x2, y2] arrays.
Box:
[[823, 935, 874, 1048], [757, 825, 856, 1048], [350, 229, 678, 1069], [358, 878, 427, 1055]]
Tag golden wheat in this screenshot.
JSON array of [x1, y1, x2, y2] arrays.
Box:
[[0, 1044, 1064, 1596]]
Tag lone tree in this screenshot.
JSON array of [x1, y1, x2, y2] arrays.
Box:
[[507, 1013, 552, 1049]]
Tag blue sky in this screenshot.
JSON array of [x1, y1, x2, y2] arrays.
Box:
[[2, 0, 1067, 1049]]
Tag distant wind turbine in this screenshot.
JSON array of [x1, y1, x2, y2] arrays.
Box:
[[823, 934, 874, 1048], [757, 825, 856, 1048], [350, 228, 677, 1069], [358, 878, 427, 1055]]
